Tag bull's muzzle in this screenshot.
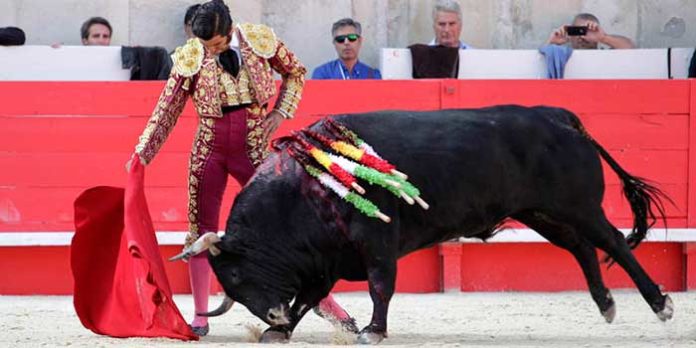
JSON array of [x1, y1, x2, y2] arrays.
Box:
[[266, 305, 291, 326], [168, 232, 222, 262]]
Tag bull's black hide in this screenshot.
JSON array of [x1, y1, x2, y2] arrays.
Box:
[[207, 105, 672, 344]]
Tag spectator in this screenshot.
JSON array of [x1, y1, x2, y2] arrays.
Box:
[[184, 4, 201, 40], [407, 0, 467, 79], [429, 0, 471, 49], [121, 45, 172, 80], [81, 17, 112, 46], [312, 18, 381, 79], [0, 27, 26, 46], [547, 13, 635, 49]]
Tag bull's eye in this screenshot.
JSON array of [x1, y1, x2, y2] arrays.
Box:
[[268, 312, 277, 321], [230, 268, 242, 285]]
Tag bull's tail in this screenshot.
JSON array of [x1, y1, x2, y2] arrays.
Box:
[[560, 109, 671, 251], [591, 139, 669, 249]]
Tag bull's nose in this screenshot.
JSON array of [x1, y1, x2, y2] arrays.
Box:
[[266, 306, 290, 326]]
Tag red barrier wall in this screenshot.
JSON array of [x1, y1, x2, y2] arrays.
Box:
[[1, 80, 694, 294]]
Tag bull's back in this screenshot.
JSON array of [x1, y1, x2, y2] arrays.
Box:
[[330, 106, 604, 251]]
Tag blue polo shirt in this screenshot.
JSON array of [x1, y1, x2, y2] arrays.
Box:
[[312, 59, 382, 80]]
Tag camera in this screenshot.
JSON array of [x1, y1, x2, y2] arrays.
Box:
[[565, 26, 588, 36]]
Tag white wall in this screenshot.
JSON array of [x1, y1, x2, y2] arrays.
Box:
[[2, 0, 696, 76]]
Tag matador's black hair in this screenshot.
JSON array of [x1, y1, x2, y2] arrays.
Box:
[[192, 0, 239, 77], [191, 0, 232, 40]]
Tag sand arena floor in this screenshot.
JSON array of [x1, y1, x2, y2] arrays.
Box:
[[2, 291, 696, 347]]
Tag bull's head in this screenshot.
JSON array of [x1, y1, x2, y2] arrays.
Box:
[[175, 153, 332, 327], [177, 232, 299, 326], [209, 233, 300, 326]]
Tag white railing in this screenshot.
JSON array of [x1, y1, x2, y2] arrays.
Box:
[[0, 46, 692, 81], [670, 47, 695, 79], [381, 47, 694, 80], [1, 228, 695, 246], [564, 49, 667, 79], [0, 45, 130, 81]]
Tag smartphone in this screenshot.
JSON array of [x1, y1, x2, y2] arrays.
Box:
[[566, 26, 588, 36]]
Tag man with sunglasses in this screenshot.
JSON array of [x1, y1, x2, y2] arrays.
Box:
[[312, 18, 381, 80]]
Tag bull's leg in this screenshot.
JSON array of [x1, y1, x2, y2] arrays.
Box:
[[357, 259, 397, 345], [579, 214, 673, 321], [569, 241, 616, 322], [313, 295, 359, 333], [350, 205, 399, 344], [548, 239, 616, 321], [515, 212, 615, 322]]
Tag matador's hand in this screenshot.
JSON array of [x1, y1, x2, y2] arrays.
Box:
[[125, 153, 146, 172], [262, 111, 284, 143]]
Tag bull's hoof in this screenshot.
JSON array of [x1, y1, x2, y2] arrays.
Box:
[[357, 331, 385, 345], [341, 317, 360, 334], [259, 329, 290, 343], [656, 295, 674, 322], [600, 293, 616, 324], [601, 302, 616, 323]]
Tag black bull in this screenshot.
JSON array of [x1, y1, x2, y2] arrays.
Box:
[[202, 105, 673, 343]]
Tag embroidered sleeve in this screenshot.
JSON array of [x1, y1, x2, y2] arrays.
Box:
[[134, 39, 204, 164], [268, 39, 306, 119], [134, 70, 191, 164]]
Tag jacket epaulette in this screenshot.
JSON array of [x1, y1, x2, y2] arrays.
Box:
[[237, 23, 278, 59], [172, 38, 205, 77]]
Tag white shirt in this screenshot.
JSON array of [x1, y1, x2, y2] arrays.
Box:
[[428, 38, 472, 49], [228, 31, 242, 66]]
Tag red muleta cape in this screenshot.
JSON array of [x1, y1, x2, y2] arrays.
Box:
[[71, 157, 197, 340]]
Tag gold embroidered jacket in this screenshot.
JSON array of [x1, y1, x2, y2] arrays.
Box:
[[135, 23, 306, 165]]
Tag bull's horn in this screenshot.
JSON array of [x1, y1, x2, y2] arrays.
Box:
[[209, 244, 221, 257], [197, 296, 234, 317], [168, 232, 221, 262], [168, 250, 192, 262]]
